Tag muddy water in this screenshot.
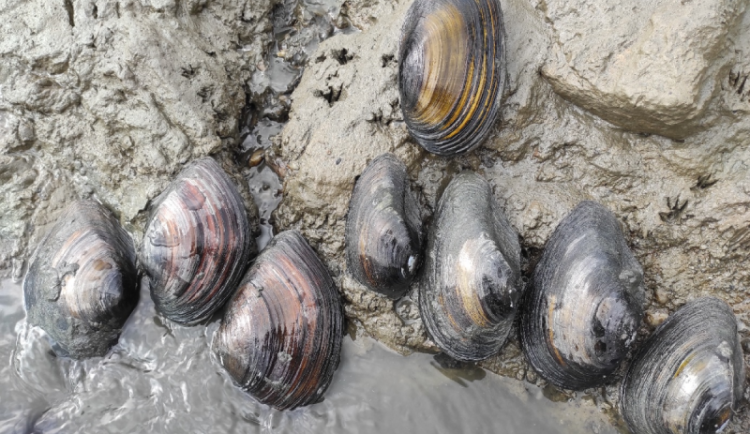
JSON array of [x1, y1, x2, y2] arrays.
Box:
[[0, 278, 622, 433]]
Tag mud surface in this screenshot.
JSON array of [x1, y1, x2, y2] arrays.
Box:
[[2, 0, 750, 431]]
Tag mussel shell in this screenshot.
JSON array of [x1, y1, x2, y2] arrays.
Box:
[[345, 153, 423, 299], [141, 157, 256, 325], [621, 297, 745, 434], [23, 200, 138, 358], [521, 201, 645, 390], [399, 0, 506, 156], [419, 172, 522, 361], [212, 230, 344, 410]]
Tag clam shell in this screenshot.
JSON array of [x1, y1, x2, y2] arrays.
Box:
[[345, 154, 423, 299], [23, 200, 138, 358], [521, 201, 645, 390], [419, 172, 522, 361], [621, 297, 745, 434], [399, 0, 506, 156], [141, 157, 256, 325], [212, 230, 344, 410]]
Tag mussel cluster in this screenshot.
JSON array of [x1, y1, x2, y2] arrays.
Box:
[[22, 157, 346, 410], [17, 0, 748, 422], [344, 153, 745, 431], [345, 155, 522, 361], [24, 200, 139, 358]]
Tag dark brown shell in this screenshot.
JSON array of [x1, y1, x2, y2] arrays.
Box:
[[212, 230, 344, 410], [621, 297, 745, 434], [521, 201, 645, 390], [23, 200, 138, 358], [345, 154, 423, 299], [419, 172, 522, 361], [399, 0, 506, 156], [141, 157, 256, 325]]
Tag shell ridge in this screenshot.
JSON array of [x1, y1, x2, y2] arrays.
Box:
[[214, 230, 343, 410]]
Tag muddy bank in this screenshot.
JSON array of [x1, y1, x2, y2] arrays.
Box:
[[0, 0, 274, 277], [1, 0, 750, 431]]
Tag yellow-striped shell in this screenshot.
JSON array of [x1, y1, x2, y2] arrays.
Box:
[[399, 0, 506, 156], [419, 172, 522, 361]]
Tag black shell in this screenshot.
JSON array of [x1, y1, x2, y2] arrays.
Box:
[[419, 172, 522, 361], [141, 158, 256, 325], [212, 230, 344, 410], [345, 154, 423, 299], [399, 0, 506, 156], [621, 297, 745, 434], [521, 201, 645, 390], [23, 200, 138, 358]]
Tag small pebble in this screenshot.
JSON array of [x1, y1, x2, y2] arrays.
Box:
[[249, 149, 264, 167]]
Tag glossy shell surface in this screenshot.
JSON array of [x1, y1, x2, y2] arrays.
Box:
[[141, 157, 256, 325], [345, 154, 423, 299], [399, 0, 506, 156], [621, 297, 745, 434], [521, 201, 645, 390], [419, 172, 522, 361], [24, 200, 138, 358], [212, 230, 344, 410]]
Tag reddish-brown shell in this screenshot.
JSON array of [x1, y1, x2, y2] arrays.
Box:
[[212, 230, 344, 410], [141, 157, 256, 325]]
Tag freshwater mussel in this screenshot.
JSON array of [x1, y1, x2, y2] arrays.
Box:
[[521, 201, 645, 390], [345, 153, 423, 299], [621, 297, 745, 434], [399, 0, 506, 156], [141, 157, 256, 325], [420, 172, 522, 361], [212, 230, 344, 410], [24, 200, 138, 358]]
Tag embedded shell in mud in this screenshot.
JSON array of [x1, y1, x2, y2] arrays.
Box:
[[419, 172, 522, 362], [345, 153, 424, 299], [141, 157, 258, 325], [212, 230, 344, 410], [23, 200, 139, 359], [399, 0, 506, 156], [521, 201, 645, 390]]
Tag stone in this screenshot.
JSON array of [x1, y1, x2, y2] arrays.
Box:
[[537, 0, 748, 138]]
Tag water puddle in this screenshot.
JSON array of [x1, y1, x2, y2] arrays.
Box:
[[0, 278, 622, 434], [239, 0, 356, 250]]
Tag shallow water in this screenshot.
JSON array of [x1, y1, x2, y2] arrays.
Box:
[[0, 278, 622, 433]]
